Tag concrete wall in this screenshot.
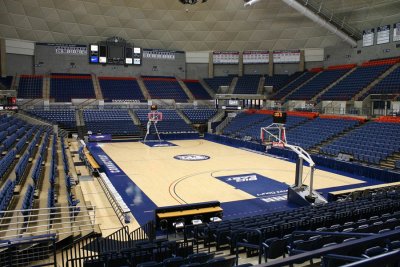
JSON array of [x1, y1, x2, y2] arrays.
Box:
[[34, 44, 186, 77], [6, 53, 34, 75], [213, 64, 239, 76], [186, 63, 208, 80]]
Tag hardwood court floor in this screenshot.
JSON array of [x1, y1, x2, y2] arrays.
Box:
[[98, 139, 366, 208]]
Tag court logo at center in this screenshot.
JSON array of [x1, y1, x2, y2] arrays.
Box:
[[174, 154, 210, 161]]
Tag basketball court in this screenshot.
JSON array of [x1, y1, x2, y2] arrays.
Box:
[[86, 139, 383, 226]]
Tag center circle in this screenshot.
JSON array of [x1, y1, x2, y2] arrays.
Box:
[[173, 154, 210, 161]]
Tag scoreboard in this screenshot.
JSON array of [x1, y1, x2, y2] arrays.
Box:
[[272, 111, 287, 124], [89, 37, 142, 65]]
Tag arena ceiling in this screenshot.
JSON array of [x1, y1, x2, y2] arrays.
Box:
[[0, 0, 399, 51]]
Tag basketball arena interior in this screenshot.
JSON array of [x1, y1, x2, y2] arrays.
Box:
[[1, 0, 400, 266]]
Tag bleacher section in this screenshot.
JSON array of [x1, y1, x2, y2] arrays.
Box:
[[181, 109, 217, 124], [27, 109, 77, 129], [98, 77, 145, 102], [320, 64, 393, 101], [17, 75, 43, 99], [285, 117, 359, 150], [0, 76, 13, 89], [237, 115, 309, 142], [233, 75, 261, 94], [203, 76, 234, 93], [264, 73, 298, 92], [135, 109, 194, 133], [321, 121, 400, 164], [142, 77, 189, 102], [287, 69, 349, 100], [367, 65, 400, 97], [50, 74, 95, 102], [183, 80, 212, 100], [83, 109, 142, 136], [270, 72, 316, 100], [222, 113, 267, 136]]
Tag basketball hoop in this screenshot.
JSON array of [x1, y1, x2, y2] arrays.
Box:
[[260, 123, 286, 149]]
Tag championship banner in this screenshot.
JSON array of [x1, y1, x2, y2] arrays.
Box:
[[394, 23, 400, 42], [377, 25, 390, 45], [273, 50, 300, 63], [36, 43, 87, 55], [362, 28, 375, 47], [143, 49, 183, 60], [243, 50, 269, 64], [213, 51, 240, 64]]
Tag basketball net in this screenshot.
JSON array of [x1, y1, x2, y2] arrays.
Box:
[[144, 111, 163, 143]]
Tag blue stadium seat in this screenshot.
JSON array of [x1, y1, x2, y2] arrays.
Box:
[[321, 121, 400, 164], [99, 77, 145, 102], [320, 65, 393, 101], [271, 72, 316, 100], [83, 109, 142, 136], [50, 74, 95, 102], [17, 75, 43, 98], [135, 109, 194, 133], [203, 76, 234, 93], [182, 109, 217, 124], [287, 69, 349, 100], [233, 75, 261, 94], [143, 77, 189, 102], [184, 80, 212, 100]]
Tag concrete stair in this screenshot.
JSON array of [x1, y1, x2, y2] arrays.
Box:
[[136, 76, 151, 100], [15, 111, 51, 126], [75, 110, 83, 127], [91, 74, 103, 100], [128, 109, 141, 125], [199, 79, 216, 98], [43, 75, 50, 99], [257, 76, 265, 95], [380, 152, 400, 170], [176, 77, 195, 101], [10, 75, 18, 90], [310, 122, 366, 154], [312, 67, 358, 102], [227, 77, 238, 94], [270, 72, 306, 99], [176, 109, 192, 124], [354, 63, 400, 101]]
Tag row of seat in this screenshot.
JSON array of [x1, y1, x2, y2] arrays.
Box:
[[15, 152, 29, 184], [143, 78, 189, 102], [135, 109, 195, 134], [181, 109, 217, 124], [17, 75, 43, 99], [204, 196, 400, 251], [271, 72, 316, 100], [27, 110, 77, 129], [319, 64, 392, 101], [233, 75, 261, 94], [21, 184, 35, 217], [50, 77, 96, 102], [320, 121, 400, 164], [83, 110, 142, 136], [184, 81, 212, 100], [287, 69, 349, 100], [0, 180, 16, 217], [99, 78, 145, 102]]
